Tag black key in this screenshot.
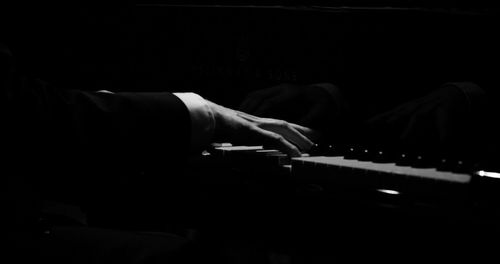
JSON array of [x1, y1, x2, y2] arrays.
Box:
[[411, 155, 434, 168], [343, 146, 358, 159], [371, 149, 395, 163], [395, 153, 412, 166]]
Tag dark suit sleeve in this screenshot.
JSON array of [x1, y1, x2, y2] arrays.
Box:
[[2, 42, 192, 211], [2, 42, 191, 164]]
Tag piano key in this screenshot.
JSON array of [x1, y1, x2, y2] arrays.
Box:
[[210, 143, 475, 200], [202, 143, 500, 215], [214, 145, 264, 152], [253, 149, 290, 166], [371, 149, 395, 163], [212, 144, 471, 183], [209, 144, 294, 178], [210, 145, 264, 160], [292, 156, 471, 184], [309, 143, 344, 156]]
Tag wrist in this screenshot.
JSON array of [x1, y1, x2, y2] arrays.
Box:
[[206, 100, 227, 142], [173, 92, 216, 151]]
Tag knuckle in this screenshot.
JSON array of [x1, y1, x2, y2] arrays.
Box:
[[277, 120, 289, 127], [272, 134, 284, 142]]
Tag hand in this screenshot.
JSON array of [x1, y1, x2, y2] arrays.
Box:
[[207, 100, 318, 157], [239, 83, 348, 131], [364, 85, 472, 152]]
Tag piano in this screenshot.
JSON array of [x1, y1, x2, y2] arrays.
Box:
[[136, 3, 500, 259], [207, 142, 500, 206], [194, 142, 500, 257]]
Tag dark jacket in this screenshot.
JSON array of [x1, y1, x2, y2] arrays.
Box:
[[1, 41, 192, 237]]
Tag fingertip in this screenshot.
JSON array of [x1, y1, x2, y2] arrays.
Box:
[[289, 147, 302, 158]]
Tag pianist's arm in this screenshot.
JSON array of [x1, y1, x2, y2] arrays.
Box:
[[1, 51, 191, 171], [238, 80, 491, 158], [1, 41, 314, 172], [364, 82, 489, 156], [239, 82, 351, 140]]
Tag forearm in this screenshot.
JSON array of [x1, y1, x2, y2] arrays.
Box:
[[440, 82, 487, 114], [3, 74, 192, 168]]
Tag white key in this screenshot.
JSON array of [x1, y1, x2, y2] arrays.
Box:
[[292, 156, 471, 183]]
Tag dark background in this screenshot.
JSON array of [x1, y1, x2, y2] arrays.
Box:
[[3, 1, 499, 109], [2, 2, 500, 261]]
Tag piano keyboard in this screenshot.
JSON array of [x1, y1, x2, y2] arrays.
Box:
[[293, 156, 471, 183], [209, 144, 294, 174], [200, 142, 500, 255], [208, 143, 500, 209], [211, 143, 471, 181]]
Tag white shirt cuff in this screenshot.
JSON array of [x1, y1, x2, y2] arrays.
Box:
[[173, 92, 215, 151]]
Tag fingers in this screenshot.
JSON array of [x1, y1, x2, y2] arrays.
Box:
[[298, 103, 327, 125], [234, 110, 262, 121], [381, 104, 416, 124], [236, 111, 315, 154], [290, 123, 322, 142], [367, 97, 436, 127], [365, 108, 397, 126], [261, 121, 314, 152], [399, 105, 440, 150], [435, 106, 462, 146], [399, 112, 423, 143], [250, 126, 302, 157]]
